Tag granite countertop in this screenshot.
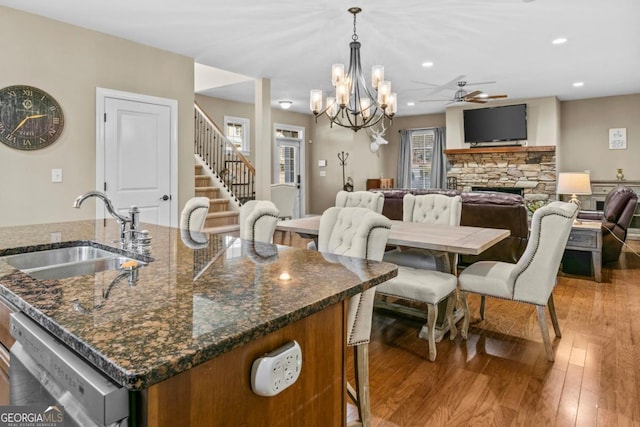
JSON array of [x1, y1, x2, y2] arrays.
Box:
[[0, 220, 397, 390]]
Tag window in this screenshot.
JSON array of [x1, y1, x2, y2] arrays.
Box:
[[410, 129, 435, 189], [224, 116, 250, 154]]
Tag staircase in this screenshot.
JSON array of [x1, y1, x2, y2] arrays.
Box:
[[193, 102, 255, 234], [194, 164, 240, 234]]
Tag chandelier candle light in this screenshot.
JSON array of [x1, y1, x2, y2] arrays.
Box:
[[310, 7, 397, 132]]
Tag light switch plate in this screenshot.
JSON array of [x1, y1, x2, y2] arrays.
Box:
[[51, 169, 63, 183], [319, 171, 326, 177]]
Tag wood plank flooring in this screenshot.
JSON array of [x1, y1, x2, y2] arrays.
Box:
[[277, 231, 640, 426]]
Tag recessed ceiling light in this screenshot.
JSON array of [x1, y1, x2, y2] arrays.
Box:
[[407, 102, 415, 106], [421, 61, 434, 68], [552, 37, 568, 45], [278, 100, 293, 109], [573, 82, 584, 87]]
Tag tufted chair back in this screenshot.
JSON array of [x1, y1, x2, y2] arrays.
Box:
[[403, 193, 462, 225], [335, 190, 384, 214], [239, 200, 280, 243], [318, 207, 391, 346], [270, 184, 296, 219], [511, 201, 578, 305], [180, 197, 210, 231]]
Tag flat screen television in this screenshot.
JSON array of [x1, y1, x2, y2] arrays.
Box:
[[463, 104, 527, 144]]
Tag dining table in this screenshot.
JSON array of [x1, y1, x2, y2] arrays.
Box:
[[276, 215, 511, 341], [276, 216, 510, 260]]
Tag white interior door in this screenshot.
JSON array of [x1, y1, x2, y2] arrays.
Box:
[[97, 89, 177, 227]]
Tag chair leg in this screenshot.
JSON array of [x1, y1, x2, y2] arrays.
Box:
[[352, 344, 371, 427], [548, 294, 562, 338], [426, 303, 438, 361], [536, 305, 555, 362], [446, 293, 457, 340], [480, 295, 486, 320], [460, 291, 470, 340]]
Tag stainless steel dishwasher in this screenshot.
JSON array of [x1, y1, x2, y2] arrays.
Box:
[[9, 312, 129, 427]]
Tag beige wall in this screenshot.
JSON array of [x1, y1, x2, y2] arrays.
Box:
[[195, 94, 312, 165], [559, 93, 640, 181], [0, 7, 194, 227], [446, 96, 561, 149]]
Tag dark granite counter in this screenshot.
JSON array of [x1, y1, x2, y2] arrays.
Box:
[[0, 220, 397, 390]]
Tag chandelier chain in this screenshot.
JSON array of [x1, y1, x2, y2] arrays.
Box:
[[352, 12, 358, 42]]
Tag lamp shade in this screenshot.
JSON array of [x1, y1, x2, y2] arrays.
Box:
[[556, 172, 592, 195]]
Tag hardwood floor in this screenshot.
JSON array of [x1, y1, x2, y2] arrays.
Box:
[[277, 232, 640, 426]]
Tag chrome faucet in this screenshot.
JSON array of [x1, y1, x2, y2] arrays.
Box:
[[73, 190, 140, 246]]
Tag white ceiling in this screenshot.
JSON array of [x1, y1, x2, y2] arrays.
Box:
[[3, 0, 639, 116]]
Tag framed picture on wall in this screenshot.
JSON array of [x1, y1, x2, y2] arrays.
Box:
[[609, 128, 627, 150]]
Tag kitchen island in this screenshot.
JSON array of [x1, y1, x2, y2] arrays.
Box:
[[0, 220, 397, 426]]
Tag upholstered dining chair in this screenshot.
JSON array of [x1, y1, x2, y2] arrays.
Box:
[[458, 201, 578, 362], [239, 200, 280, 243], [383, 193, 462, 272], [318, 206, 391, 427], [270, 184, 296, 220], [180, 197, 210, 231], [180, 197, 210, 248], [335, 190, 385, 213], [375, 267, 457, 362]]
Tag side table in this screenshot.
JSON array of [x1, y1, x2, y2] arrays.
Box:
[[565, 221, 602, 282]]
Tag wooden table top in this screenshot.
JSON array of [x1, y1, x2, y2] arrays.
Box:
[[276, 216, 510, 256]]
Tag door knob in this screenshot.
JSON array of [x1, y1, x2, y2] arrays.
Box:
[[161, 195, 171, 201]]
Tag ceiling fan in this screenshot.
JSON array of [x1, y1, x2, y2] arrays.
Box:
[[418, 80, 507, 104]]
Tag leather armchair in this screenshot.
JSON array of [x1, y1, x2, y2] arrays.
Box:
[[577, 186, 638, 264]]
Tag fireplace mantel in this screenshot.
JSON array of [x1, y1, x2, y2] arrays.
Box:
[[444, 145, 556, 155]]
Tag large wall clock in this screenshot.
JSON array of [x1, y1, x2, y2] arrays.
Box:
[[0, 85, 65, 150]]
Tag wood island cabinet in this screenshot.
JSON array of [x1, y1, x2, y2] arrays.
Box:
[[145, 302, 346, 426]]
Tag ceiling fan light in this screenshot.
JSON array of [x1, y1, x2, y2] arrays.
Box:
[[477, 93, 489, 98]]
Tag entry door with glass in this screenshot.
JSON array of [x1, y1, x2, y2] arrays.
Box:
[[273, 125, 305, 218]]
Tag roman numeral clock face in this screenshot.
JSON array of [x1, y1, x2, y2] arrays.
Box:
[[0, 85, 65, 150]]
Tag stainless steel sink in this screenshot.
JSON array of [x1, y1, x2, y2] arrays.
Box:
[[0, 245, 146, 280]]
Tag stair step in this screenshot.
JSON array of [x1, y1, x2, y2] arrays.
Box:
[[195, 175, 210, 186], [202, 224, 240, 235], [195, 186, 220, 198], [207, 198, 229, 212], [204, 211, 239, 228]]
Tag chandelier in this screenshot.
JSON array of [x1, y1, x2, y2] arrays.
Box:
[[310, 7, 397, 132]]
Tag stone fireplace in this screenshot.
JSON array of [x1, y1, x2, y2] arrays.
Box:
[[444, 145, 556, 203]]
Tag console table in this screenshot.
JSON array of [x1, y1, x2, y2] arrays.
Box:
[[565, 221, 603, 282]]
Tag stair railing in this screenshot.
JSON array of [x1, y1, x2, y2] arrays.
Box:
[[194, 102, 256, 204]]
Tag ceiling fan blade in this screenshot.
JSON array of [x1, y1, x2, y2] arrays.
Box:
[[483, 94, 508, 99], [465, 80, 497, 86], [421, 74, 467, 96], [409, 80, 439, 87], [466, 98, 487, 103], [464, 90, 482, 99]]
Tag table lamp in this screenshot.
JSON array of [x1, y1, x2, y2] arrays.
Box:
[[556, 172, 592, 211]]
